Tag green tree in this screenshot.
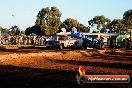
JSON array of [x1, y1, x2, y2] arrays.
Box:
[[123, 9, 132, 29], [25, 25, 42, 35], [88, 15, 111, 33], [107, 19, 124, 33], [9, 25, 20, 36], [0, 26, 8, 33], [123, 9, 132, 37], [62, 18, 79, 30], [78, 24, 90, 32], [36, 6, 61, 35], [62, 18, 89, 32], [0, 26, 3, 31], [25, 27, 31, 35]]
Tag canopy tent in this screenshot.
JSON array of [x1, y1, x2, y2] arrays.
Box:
[[29, 33, 36, 36]]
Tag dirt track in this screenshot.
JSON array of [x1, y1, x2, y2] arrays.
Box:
[[0, 48, 132, 88]]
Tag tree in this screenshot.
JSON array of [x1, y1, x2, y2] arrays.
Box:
[[88, 15, 111, 33], [0, 26, 8, 33], [123, 9, 132, 37], [123, 9, 132, 29], [62, 18, 90, 32], [62, 18, 79, 30], [25, 25, 42, 35], [107, 19, 124, 33], [8, 25, 20, 36], [0, 26, 3, 31], [78, 24, 90, 32], [25, 27, 31, 35], [35, 6, 61, 35]]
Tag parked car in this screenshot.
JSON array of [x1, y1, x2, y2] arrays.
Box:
[[46, 41, 62, 50]]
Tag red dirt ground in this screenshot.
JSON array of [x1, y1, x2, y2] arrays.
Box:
[[0, 48, 132, 88]]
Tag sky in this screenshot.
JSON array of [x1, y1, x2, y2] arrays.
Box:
[[0, 0, 132, 30]]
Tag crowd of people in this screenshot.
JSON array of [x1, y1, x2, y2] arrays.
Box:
[[0, 36, 47, 46], [91, 37, 131, 49], [0, 35, 131, 50]]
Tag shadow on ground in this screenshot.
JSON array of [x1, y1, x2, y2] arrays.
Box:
[[0, 65, 131, 88], [47, 59, 132, 70]]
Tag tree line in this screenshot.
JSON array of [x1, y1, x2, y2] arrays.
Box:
[[89, 9, 132, 33], [25, 6, 90, 35], [0, 6, 132, 36], [0, 25, 24, 36]]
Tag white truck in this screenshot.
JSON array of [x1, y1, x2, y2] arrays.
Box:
[[57, 35, 77, 48]]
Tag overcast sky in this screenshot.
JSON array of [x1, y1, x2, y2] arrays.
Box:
[[0, 0, 132, 30]]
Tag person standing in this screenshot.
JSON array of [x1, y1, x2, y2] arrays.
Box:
[[99, 36, 104, 49]]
